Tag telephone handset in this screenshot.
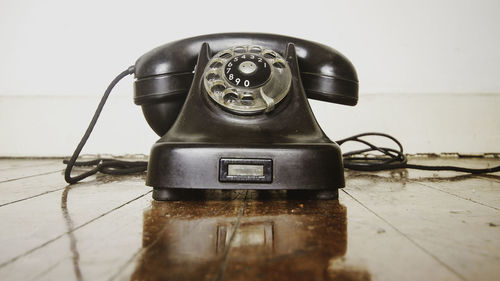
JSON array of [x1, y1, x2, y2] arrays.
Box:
[[134, 33, 358, 136], [130, 33, 359, 200]]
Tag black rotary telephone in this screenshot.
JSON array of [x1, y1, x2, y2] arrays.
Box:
[[65, 33, 359, 200]]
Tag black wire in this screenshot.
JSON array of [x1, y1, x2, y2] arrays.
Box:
[[63, 66, 147, 184], [64, 70, 499, 184], [337, 132, 500, 174]]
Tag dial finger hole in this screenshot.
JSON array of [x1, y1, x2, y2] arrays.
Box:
[[263, 52, 276, 59], [234, 46, 246, 53], [273, 61, 286, 69], [241, 94, 255, 106], [206, 72, 220, 81], [211, 84, 226, 93], [223, 92, 238, 104], [210, 61, 223, 68], [249, 46, 262, 53], [219, 53, 232, 59]]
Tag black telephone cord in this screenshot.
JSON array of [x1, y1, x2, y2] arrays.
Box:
[[63, 66, 147, 184], [63, 68, 500, 184], [337, 132, 500, 174]]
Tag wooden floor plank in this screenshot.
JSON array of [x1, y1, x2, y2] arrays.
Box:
[[477, 174, 500, 183], [0, 159, 61, 171], [0, 161, 64, 182], [345, 173, 500, 211], [0, 172, 67, 207], [0, 193, 152, 281], [344, 176, 500, 281], [0, 162, 122, 207], [340, 191, 463, 281], [345, 157, 500, 211], [413, 178, 500, 210], [0, 175, 149, 268]]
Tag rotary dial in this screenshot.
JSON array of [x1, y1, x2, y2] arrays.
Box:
[[203, 45, 292, 115]]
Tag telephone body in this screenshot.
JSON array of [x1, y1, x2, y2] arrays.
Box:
[[133, 33, 358, 200]]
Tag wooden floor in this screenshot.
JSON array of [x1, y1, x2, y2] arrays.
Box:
[[0, 157, 499, 281]]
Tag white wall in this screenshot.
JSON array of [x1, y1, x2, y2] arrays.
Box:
[[0, 0, 499, 156]]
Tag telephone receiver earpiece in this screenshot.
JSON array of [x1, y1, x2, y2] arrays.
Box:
[[133, 33, 358, 136]]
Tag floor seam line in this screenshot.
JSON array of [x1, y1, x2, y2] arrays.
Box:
[[0, 169, 63, 184], [107, 247, 143, 281], [215, 191, 248, 281], [475, 175, 500, 183], [410, 180, 499, 211], [0, 188, 66, 208], [341, 189, 469, 281], [0, 190, 152, 269]]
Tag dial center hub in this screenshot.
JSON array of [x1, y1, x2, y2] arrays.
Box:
[[238, 61, 257, 75]]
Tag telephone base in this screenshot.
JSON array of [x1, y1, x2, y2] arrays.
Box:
[[146, 143, 345, 200], [152, 188, 206, 201], [152, 188, 338, 201]]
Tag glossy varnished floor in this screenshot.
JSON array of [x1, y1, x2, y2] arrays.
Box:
[[0, 158, 499, 281]]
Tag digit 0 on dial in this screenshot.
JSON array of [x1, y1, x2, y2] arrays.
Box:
[[203, 45, 292, 115]]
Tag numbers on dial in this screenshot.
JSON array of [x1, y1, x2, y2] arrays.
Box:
[[227, 74, 249, 87], [224, 54, 272, 88]]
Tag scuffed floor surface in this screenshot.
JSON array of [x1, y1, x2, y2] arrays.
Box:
[[0, 157, 499, 281]]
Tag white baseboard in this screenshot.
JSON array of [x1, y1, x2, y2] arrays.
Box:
[[0, 93, 499, 157]]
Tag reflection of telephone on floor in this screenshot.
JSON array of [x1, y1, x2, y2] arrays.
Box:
[[130, 199, 372, 280], [63, 33, 500, 200]]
